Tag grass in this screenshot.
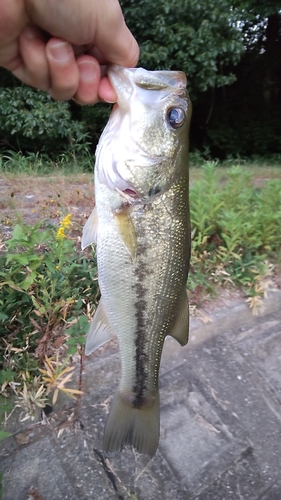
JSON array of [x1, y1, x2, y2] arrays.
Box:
[[0, 150, 93, 175], [0, 154, 281, 420], [1, 153, 281, 230], [188, 162, 281, 308]]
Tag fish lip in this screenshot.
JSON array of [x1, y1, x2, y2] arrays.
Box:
[[107, 65, 187, 102], [107, 65, 135, 105]]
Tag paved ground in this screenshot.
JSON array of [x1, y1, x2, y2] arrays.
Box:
[[1, 290, 281, 500]]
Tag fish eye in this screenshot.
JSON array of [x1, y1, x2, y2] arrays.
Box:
[[167, 107, 186, 129]]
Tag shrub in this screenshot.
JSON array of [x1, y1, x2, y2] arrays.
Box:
[[0, 86, 90, 156]]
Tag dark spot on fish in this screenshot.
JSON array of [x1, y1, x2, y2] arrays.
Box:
[[148, 186, 161, 197], [131, 241, 151, 408]]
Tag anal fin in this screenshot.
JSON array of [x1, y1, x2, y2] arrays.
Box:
[[85, 297, 115, 355], [169, 288, 189, 346]]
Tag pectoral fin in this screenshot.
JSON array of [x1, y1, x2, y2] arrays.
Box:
[[82, 207, 98, 250], [85, 297, 115, 355], [114, 210, 137, 260], [169, 289, 189, 346]]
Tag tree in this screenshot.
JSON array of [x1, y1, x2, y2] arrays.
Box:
[[234, 1, 281, 107], [204, 1, 281, 157], [120, 0, 244, 98]]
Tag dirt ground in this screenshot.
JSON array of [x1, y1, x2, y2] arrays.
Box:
[[1, 165, 281, 235], [0, 173, 95, 243]]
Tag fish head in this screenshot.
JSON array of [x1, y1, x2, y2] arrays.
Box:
[[96, 65, 191, 205]]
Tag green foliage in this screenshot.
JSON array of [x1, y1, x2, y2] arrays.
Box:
[[0, 86, 90, 156], [81, 102, 111, 149], [0, 217, 98, 389], [0, 4, 280, 159], [0, 396, 12, 441], [189, 162, 281, 300], [0, 150, 93, 175], [121, 0, 244, 97]]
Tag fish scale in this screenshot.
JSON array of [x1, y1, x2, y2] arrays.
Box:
[[82, 65, 191, 457]]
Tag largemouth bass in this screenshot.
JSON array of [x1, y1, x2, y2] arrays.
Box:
[[82, 65, 191, 457]]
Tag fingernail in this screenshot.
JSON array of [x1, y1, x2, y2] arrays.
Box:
[[78, 60, 97, 81], [103, 96, 117, 104], [49, 41, 71, 63]]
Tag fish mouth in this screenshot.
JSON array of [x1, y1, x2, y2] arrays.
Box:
[[116, 186, 141, 204], [122, 188, 139, 199], [107, 65, 187, 103]]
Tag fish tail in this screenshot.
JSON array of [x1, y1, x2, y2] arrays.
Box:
[[103, 390, 160, 458]]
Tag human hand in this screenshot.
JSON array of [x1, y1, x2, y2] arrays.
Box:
[[0, 0, 139, 104]]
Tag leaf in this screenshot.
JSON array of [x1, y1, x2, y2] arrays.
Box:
[[21, 272, 37, 291], [0, 430, 11, 441], [12, 224, 28, 242], [31, 296, 47, 314], [66, 346, 78, 356], [0, 281, 26, 293], [66, 336, 86, 346], [6, 253, 29, 265]]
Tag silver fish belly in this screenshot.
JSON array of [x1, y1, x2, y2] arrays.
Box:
[[82, 65, 192, 457]]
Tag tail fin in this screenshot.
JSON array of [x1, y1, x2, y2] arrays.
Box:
[[103, 390, 160, 457]]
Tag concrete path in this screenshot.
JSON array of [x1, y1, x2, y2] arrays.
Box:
[[1, 290, 281, 500]]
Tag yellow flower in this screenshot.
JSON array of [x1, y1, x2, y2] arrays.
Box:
[[62, 214, 72, 229], [56, 214, 72, 240], [56, 227, 66, 240]]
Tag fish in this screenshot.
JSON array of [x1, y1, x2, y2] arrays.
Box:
[[82, 65, 192, 457]]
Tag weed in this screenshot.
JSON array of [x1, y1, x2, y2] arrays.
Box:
[[15, 378, 47, 422], [0, 217, 98, 406], [0, 150, 93, 175], [0, 395, 12, 442], [189, 162, 281, 304], [39, 355, 83, 405]]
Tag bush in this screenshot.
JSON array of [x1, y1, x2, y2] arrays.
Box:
[[81, 102, 111, 151], [0, 86, 90, 156]]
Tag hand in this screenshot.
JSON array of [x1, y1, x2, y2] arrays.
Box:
[[0, 0, 139, 104]]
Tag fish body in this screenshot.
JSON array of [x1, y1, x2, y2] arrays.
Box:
[[82, 65, 191, 457]]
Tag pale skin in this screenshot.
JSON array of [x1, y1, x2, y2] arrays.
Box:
[[0, 0, 139, 104]]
